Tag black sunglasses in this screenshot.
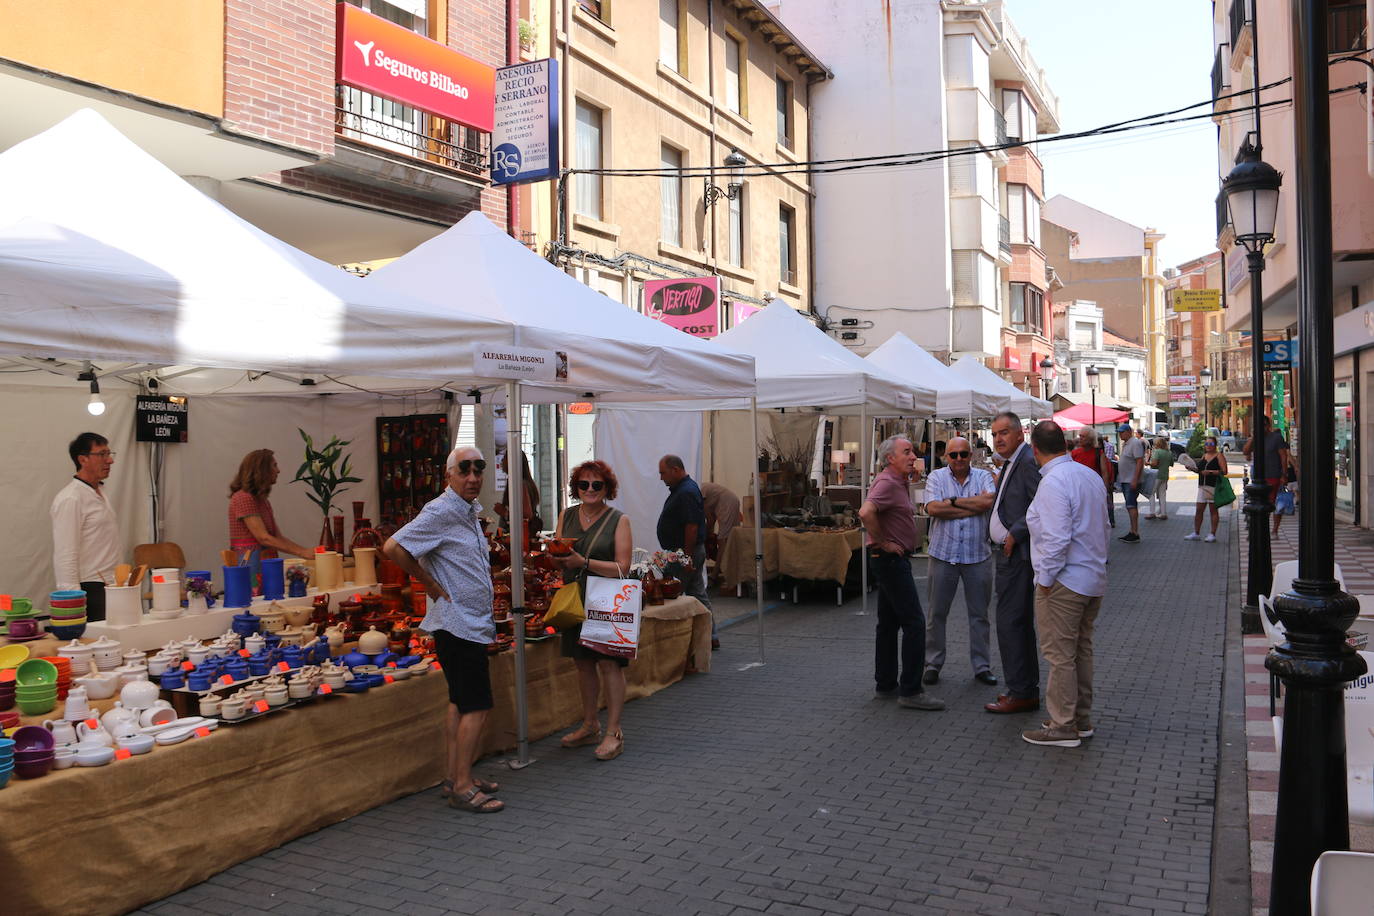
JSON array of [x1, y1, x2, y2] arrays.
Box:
[[575, 479, 605, 492], [946, 450, 971, 459], [454, 459, 486, 474]]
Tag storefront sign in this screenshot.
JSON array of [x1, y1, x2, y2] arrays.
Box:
[[336, 2, 495, 131], [1002, 347, 1022, 371], [135, 395, 188, 443], [473, 344, 569, 381], [730, 300, 761, 328], [568, 402, 594, 415], [644, 277, 720, 338], [1227, 250, 1247, 293], [1167, 375, 1197, 391], [1170, 289, 1222, 312], [1262, 339, 1296, 369], [491, 59, 558, 185], [1168, 391, 1196, 403]]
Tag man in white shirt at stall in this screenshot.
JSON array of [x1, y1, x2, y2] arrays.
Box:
[[50, 432, 122, 621], [1021, 421, 1110, 749]]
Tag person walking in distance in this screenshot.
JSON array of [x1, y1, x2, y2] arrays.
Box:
[[984, 413, 1042, 715], [859, 436, 943, 710], [920, 436, 997, 687], [1185, 437, 1228, 543], [1146, 437, 1175, 520], [1115, 424, 1145, 543], [1021, 422, 1110, 748], [1243, 415, 1296, 537]]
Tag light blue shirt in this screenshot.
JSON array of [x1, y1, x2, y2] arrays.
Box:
[[923, 467, 996, 564], [1026, 454, 1110, 596], [393, 488, 494, 644]]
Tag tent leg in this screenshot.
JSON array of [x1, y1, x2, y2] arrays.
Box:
[[751, 397, 765, 667], [861, 405, 869, 615], [507, 382, 534, 770]]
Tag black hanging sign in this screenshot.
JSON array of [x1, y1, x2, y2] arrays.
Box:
[[135, 395, 189, 443]]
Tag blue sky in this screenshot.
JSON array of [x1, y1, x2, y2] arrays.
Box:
[[1009, 0, 1220, 268]]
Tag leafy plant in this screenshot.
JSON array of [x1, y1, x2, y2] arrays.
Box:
[[292, 429, 362, 518], [518, 18, 534, 47], [1209, 400, 1226, 421], [1186, 422, 1206, 460]]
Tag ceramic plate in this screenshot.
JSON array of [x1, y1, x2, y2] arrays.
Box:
[[155, 721, 217, 745]]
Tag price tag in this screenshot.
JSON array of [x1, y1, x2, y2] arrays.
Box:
[[0, 595, 10, 611], [114, 748, 132, 761], [194, 726, 211, 738], [277, 661, 290, 672], [387, 661, 398, 668], [318, 684, 333, 695], [181, 661, 195, 671], [85, 718, 99, 729], [153, 575, 165, 584], [409, 638, 420, 648], [237, 648, 250, 657], [315, 546, 326, 554], [383, 674, 394, 684], [431, 661, 442, 671], [254, 700, 269, 713], [219, 675, 235, 686]]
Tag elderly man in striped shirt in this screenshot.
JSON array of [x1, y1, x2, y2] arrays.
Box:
[[921, 436, 998, 687]]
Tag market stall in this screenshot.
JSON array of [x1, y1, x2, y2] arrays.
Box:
[[949, 355, 1052, 417], [864, 332, 1004, 419]]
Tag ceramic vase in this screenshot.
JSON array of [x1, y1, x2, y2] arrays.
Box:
[[288, 579, 307, 598], [187, 594, 209, 615]]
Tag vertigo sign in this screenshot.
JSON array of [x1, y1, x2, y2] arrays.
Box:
[[336, 3, 495, 131]]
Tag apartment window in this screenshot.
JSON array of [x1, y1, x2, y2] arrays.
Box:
[[1330, 1, 1366, 52], [577, 0, 607, 22], [728, 189, 744, 266], [1072, 320, 1096, 350], [776, 76, 793, 149], [350, 0, 426, 31], [1001, 89, 1038, 145], [1009, 283, 1044, 335], [724, 34, 746, 116], [575, 101, 603, 220], [779, 204, 796, 284], [660, 144, 682, 246], [1007, 184, 1041, 248], [659, 0, 682, 72]]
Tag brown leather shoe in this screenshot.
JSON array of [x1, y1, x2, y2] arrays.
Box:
[[984, 695, 1040, 714]]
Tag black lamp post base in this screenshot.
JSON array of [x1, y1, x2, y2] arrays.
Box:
[[1243, 482, 1274, 610]]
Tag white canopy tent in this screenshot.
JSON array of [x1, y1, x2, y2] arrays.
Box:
[[949, 355, 1052, 417], [864, 332, 1002, 419]]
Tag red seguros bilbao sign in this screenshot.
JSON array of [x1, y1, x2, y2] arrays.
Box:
[[644, 277, 721, 338], [336, 2, 495, 132]]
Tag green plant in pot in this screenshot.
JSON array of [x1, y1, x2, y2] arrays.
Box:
[[292, 429, 362, 549]]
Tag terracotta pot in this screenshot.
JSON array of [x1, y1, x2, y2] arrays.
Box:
[[659, 577, 683, 600], [332, 516, 346, 556], [379, 584, 404, 615], [643, 575, 665, 606]]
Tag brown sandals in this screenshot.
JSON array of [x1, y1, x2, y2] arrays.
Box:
[[449, 785, 504, 813], [560, 722, 602, 748], [594, 729, 624, 761]]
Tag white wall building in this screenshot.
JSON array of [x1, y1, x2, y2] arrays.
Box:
[[1054, 299, 1150, 415], [775, 0, 1059, 360]]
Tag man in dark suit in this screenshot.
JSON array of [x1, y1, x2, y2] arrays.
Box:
[[984, 412, 1041, 714]]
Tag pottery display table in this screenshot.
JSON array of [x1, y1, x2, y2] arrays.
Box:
[[718, 527, 864, 595], [80, 582, 382, 650], [0, 596, 709, 916]]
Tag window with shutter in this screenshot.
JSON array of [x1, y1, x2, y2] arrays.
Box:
[[659, 0, 680, 72], [1008, 186, 1026, 244], [660, 144, 682, 246], [952, 251, 975, 305], [948, 154, 973, 195]]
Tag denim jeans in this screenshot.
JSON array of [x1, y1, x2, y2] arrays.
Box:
[[870, 553, 926, 696], [924, 556, 993, 674]]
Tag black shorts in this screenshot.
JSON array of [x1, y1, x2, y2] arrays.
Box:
[[432, 630, 494, 713]]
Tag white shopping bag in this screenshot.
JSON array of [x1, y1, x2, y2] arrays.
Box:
[[579, 576, 643, 660]]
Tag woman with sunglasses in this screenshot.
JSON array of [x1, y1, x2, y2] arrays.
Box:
[[1185, 438, 1228, 543], [552, 459, 633, 761]]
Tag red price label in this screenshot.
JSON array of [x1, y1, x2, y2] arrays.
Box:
[[409, 639, 420, 648], [254, 700, 269, 713], [431, 661, 442, 671], [0, 595, 10, 611], [85, 718, 99, 729], [238, 649, 251, 657], [219, 675, 234, 686], [277, 661, 289, 672], [194, 726, 211, 738], [114, 748, 132, 760], [181, 661, 194, 671], [383, 674, 394, 684], [315, 546, 326, 554], [387, 661, 398, 668], [152, 575, 165, 584], [318, 684, 333, 695]]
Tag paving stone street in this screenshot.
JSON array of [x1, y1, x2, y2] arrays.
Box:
[[142, 480, 1240, 916]]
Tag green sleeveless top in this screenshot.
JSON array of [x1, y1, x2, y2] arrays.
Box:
[[559, 505, 623, 591]]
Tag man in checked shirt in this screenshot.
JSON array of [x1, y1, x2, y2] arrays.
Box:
[[920, 436, 998, 687]]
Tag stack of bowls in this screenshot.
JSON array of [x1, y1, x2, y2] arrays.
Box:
[[38, 657, 72, 700], [10, 726, 54, 779], [0, 737, 14, 788], [14, 658, 58, 716], [2, 597, 41, 641], [47, 590, 88, 640], [0, 669, 14, 712]]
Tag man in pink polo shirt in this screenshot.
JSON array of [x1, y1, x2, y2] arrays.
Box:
[[859, 436, 944, 711]]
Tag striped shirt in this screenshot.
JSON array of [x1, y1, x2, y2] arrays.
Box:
[[392, 488, 494, 644], [923, 467, 996, 564]]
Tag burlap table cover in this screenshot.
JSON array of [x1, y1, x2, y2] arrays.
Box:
[[0, 598, 707, 916], [719, 527, 863, 590]]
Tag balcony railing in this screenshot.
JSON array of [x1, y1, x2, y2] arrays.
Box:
[[999, 215, 1012, 253], [335, 103, 489, 180], [1330, 2, 1366, 53], [994, 110, 1008, 147], [1230, 0, 1252, 52], [1212, 45, 1229, 108]]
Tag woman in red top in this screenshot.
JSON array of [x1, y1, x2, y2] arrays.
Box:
[[1070, 428, 1114, 487], [228, 450, 313, 591]]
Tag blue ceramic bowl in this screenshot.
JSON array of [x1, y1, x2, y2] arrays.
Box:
[[159, 669, 186, 690], [340, 650, 369, 669], [395, 655, 422, 668], [48, 590, 86, 602], [47, 623, 87, 641], [370, 651, 397, 668], [344, 678, 370, 693], [0, 769, 11, 789]]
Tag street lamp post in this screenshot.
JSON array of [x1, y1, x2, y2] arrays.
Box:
[[1263, 3, 1365, 912], [1224, 139, 1281, 617], [1038, 356, 1054, 402], [1200, 366, 1212, 431], [703, 148, 747, 208], [1086, 363, 1102, 478]]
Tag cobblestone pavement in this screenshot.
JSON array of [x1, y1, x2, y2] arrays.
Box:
[[142, 487, 1234, 916]]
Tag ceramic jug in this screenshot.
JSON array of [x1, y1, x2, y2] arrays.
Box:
[[77, 719, 115, 747], [62, 685, 90, 721], [44, 719, 77, 747]]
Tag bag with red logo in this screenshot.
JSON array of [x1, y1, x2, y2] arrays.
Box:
[[579, 569, 643, 660]]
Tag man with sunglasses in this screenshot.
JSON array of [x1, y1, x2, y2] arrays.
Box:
[[920, 437, 997, 688], [51, 432, 122, 622], [384, 447, 503, 814]]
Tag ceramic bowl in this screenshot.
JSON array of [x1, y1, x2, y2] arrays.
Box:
[[15, 658, 58, 687], [386, 666, 412, 681], [117, 734, 155, 755], [52, 748, 77, 769], [49, 590, 86, 601], [73, 675, 117, 700], [14, 756, 52, 779], [75, 746, 114, 767], [148, 609, 183, 621], [6, 619, 39, 639], [47, 624, 87, 641], [0, 645, 30, 670], [49, 597, 87, 609], [17, 698, 56, 716]]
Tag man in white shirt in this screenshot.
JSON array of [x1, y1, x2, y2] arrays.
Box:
[[50, 432, 122, 621], [1022, 421, 1110, 749]]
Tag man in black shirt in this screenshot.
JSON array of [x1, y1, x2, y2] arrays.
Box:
[[657, 455, 717, 648]]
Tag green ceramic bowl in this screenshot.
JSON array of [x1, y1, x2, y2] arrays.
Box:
[[16, 697, 55, 716], [13, 659, 57, 688]]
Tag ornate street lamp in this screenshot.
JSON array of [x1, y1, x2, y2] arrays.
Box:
[[1223, 138, 1281, 615], [1199, 366, 1212, 430], [1263, 5, 1365, 911], [704, 148, 747, 208], [1038, 356, 1055, 401], [1086, 364, 1101, 470]]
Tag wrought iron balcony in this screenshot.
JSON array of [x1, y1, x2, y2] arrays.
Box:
[[1230, 0, 1252, 53], [1216, 188, 1231, 239], [334, 101, 489, 180], [999, 215, 1012, 253], [1212, 45, 1230, 109], [994, 110, 1008, 147]]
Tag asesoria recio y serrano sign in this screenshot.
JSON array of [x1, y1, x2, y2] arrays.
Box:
[[336, 2, 495, 132]]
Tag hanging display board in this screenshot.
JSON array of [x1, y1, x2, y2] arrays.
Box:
[[135, 395, 188, 443]]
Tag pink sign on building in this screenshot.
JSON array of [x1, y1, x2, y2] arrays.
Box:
[[730, 300, 762, 328], [643, 276, 720, 338]]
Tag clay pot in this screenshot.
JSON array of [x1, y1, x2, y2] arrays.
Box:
[[379, 584, 404, 615]]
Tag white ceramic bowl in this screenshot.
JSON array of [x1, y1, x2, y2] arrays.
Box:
[[73, 675, 117, 700], [387, 667, 412, 681], [52, 748, 77, 770], [76, 746, 115, 767], [117, 734, 154, 755]]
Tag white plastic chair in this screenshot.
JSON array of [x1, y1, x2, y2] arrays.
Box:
[[1345, 652, 1374, 827], [1271, 560, 1345, 598], [1260, 595, 1286, 716], [1311, 850, 1374, 915]]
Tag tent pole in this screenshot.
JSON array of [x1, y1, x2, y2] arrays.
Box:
[[860, 404, 869, 615], [750, 397, 765, 665], [507, 381, 533, 769]]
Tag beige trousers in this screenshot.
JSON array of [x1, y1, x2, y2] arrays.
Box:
[[1034, 582, 1103, 730]]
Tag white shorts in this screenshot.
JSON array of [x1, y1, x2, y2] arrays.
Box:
[[1196, 485, 1215, 502]]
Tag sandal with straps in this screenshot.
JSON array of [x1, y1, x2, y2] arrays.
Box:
[[448, 785, 505, 813], [594, 729, 624, 761], [440, 776, 499, 798], [561, 722, 602, 748]]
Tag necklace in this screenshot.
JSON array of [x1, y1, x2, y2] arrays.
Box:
[[579, 504, 607, 529]]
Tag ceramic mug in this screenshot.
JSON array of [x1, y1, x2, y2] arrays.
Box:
[[220, 697, 246, 720], [7, 619, 37, 639]]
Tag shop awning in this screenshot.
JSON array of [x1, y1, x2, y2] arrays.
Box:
[[864, 332, 1001, 418], [1055, 402, 1131, 426]]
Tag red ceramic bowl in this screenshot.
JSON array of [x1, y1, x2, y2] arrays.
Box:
[[14, 756, 53, 779], [48, 598, 87, 609]]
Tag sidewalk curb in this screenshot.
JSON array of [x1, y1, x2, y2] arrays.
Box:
[[1211, 503, 1253, 915]]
